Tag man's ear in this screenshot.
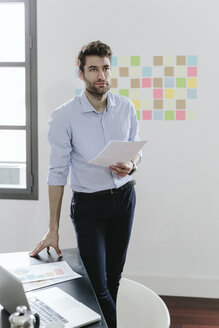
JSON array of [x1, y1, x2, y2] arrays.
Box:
[[78, 69, 84, 81]]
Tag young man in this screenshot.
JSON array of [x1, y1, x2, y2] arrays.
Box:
[[30, 41, 141, 328]]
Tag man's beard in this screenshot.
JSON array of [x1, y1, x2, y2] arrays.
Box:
[[84, 78, 111, 99]]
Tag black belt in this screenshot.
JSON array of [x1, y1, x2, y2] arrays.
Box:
[[74, 180, 136, 196]]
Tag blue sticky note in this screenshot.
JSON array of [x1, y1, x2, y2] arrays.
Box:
[[142, 66, 152, 77], [187, 56, 198, 66], [153, 110, 163, 120], [187, 88, 197, 99], [75, 68, 78, 78], [111, 56, 118, 67], [164, 78, 175, 88], [76, 89, 83, 95]]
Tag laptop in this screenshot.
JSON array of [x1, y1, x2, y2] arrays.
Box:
[[0, 265, 101, 328]]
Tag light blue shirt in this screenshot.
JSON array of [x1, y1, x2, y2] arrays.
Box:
[[47, 90, 141, 192]]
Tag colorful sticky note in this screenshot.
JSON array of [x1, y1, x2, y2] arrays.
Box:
[[164, 99, 175, 109], [153, 56, 163, 66], [175, 88, 187, 99], [187, 67, 197, 77], [120, 67, 129, 77], [130, 66, 141, 77], [164, 78, 174, 88], [136, 111, 141, 120], [119, 56, 129, 66], [154, 100, 163, 109], [176, 56, 186, 65], [131, 79, 140, 88], [75, 57, 78, 67], [187, 78, 197, 88], [75, 68, 79, 77], [111, 56, 118, 66], [142, 78, 151, 88], [175, 66, 187, 77], [119, 89, 129, 97], [176, 100, 186, 109], [131, 56, 140, 66], [187, 88, 197, 99], [142, 99, 153, 109], [153, 89, 163, 99], [165, 110, 175, 120], [130, 89, 141, 99], [153, 78, 163, 88], [165, 89, 174, 98], [132, 100, 140, 109], [110, 88, 118, 94], [187, 55, 198, 66], [176, 78, 186, 88], [111, 79, 118, 88], [163, 56, 174, 66], [142, 110, 152, 120], [153, 110, 163, 120], [142, 66, 152, 77], [111, 67, 118, 78], [176, 110, 186, 120], [54, 268, 64, 275], [186, 110, 196, 120], [76, 89, 83, 95], [164, 67, 174, 76]]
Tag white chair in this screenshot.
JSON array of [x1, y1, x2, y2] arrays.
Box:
[[117, 278, 170, 328]]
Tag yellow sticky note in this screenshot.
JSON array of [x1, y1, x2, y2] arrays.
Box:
[[110, 88, 118, 94], [165, 89, 175, 98], [132, 100, 140, 110], [163, 56, 174, 66], [187, 78, 197, 88], [175, 66, 187, 77]]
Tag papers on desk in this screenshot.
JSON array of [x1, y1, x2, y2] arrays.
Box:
[[88, 140, 147, 167], [9, 261, 81, 292]]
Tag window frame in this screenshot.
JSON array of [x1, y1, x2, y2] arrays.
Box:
[[0, 0, 38, 200]]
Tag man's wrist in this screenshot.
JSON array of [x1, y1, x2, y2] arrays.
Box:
[[129, 160, 137, 175]]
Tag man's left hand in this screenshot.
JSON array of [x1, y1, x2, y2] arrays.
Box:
[[109, 162, 133, 177]]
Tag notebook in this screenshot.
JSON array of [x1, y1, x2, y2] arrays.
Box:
[[0, 265, 101, 328]]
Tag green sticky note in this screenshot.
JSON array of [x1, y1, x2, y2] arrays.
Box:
[[131, 56, 140, 66], [176, 78, 186, 88], [136, 110, 141, 120], [119, 89, 129, 97], [165, 111, 175, 120]]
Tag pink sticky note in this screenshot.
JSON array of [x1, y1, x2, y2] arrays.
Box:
[[142, 78, 151, 88], [187, 67, 197, 77], [176, 110, 186, 120], [75, 57, 78, 67], [54, 268, 64, 275], [153, 89, 163, 99], [142, 110, 152, 120]]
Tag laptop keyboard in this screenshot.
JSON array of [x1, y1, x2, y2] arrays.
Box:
[[29, 296, 68, 326]]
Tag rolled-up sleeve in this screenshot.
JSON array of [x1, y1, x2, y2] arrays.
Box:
[[47, 109, 72, 186]]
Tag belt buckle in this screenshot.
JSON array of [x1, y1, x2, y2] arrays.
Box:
[[110, 188, 117, 195]]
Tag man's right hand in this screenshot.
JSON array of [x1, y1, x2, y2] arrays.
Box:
[[29, 229, 62, 257]]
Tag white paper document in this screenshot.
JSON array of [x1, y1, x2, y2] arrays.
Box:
[[9, 261, 81, 284], [88, 140, 147, 167]]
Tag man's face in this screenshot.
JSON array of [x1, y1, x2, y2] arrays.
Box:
[[79, 55, 111, 97]]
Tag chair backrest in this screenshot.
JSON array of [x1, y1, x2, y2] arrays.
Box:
[[117, 278, 170, 328]]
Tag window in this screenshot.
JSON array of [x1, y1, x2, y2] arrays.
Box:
[[0, 0, 38, 199]]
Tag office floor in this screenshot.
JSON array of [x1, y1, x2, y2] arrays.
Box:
[[161, 296, 219, 327]]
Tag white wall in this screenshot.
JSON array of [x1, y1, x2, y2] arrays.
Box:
[[1, 0, 219, 298]]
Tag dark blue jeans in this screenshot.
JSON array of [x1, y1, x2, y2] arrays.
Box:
[[70, 183, 136, 328]]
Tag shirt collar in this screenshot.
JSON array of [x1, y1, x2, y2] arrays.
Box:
[[81, 90, 116, 113]]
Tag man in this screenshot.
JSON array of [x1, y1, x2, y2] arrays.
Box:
[[30, 41, 141, 328]]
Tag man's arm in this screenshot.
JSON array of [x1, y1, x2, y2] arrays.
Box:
[[29, 185, 64, 257]]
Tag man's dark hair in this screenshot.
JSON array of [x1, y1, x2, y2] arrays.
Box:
[[77, 41, 113, 72]]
